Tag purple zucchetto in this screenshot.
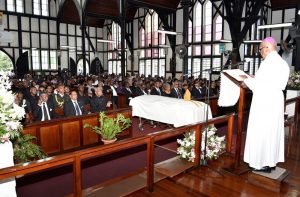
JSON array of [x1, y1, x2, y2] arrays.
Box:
[[263, 37, 277, 46]]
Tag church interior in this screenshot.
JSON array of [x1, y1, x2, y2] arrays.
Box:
[[0, 0, 300, 196]]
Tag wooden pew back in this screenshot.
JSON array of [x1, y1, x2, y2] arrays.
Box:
[[22, 108, 132, 155]]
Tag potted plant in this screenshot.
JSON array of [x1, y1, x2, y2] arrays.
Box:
[[84, 112, 132, 144]]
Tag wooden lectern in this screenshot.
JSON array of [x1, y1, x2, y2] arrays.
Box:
[[221, 72, 250, 175]]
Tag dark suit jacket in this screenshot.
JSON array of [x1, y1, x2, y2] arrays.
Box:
[[33, 100, 55, 121], [122, 87, 134, 105], [134, 87, 147, 96], [77, 93, 90, 105], [102, 85, 110, 95], [150, 87, 162, 95], [64, 100, 85, 117], [28, 95, 39, 111], [90, 96, 108, 113], [191, 86, 205, 99], [170, 88, 183, 99]]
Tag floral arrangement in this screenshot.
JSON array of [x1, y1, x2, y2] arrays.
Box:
[[287, 71, 300, 90], [0, 72, 46, 163], [177, 126, 225, 162], [0, 72, 25, 143]]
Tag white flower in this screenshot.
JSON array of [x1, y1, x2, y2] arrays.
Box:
[[6, 121, 20, 130], [177, 127, 225, 163], [0, 72, 24, 142]]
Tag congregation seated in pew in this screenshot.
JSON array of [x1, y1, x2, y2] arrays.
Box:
[[10, 72, 220, 124]]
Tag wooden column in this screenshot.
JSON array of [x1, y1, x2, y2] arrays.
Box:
[[147, 136, 155, 192], [74, 156, 82, 197], [181, 0, 191, 75], [81, 25, 87, 75], [120, 0, 126, 80], [194, 125, 202, 167], [235, 87, 245, 164], [295, 2, 300, 71], [226, 114, 234, 153]]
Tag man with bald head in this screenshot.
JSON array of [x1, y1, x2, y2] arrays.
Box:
[[90, 87, 112, 113], [240, 37, 290, 173]]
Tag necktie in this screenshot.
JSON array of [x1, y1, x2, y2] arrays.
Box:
[[43, 103, 49, 121], [74, 102, 81, 116], [198, 88, 201, 94], [157, 88, 161, 95], [176, 88, 181, 98]]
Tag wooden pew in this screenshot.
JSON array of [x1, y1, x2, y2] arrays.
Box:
[[22, 108, 132, 156]]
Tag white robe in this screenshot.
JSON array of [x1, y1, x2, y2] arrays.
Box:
[[243, 51, 290, 169]]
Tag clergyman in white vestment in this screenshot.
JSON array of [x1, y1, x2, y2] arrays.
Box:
[[241, 37, 290, 172]]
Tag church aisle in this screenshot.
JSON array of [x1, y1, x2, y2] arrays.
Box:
[[128, 125, 300, 197]]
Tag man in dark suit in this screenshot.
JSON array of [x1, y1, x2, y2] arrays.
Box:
[[150, 80, 162, 95], [191, 80, 205, 99], [64, 90, 85, 117], [33, 92, 55, 121], [122, 82, 134, 104], [170, 80, 183, 99], [134, 82, 148, 96], [90, 87, 112, 113], [28, 86, 39, 111]]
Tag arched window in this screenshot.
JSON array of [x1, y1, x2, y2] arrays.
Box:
[[139, 28, 145, 48], [139, 10, 166, 77], [204, 1, 212, 41], [188, 20, 193, 43], [0, 51, 13, 72], [194, 2, 202, 42], [107, 22, 126, 75], [189, 0, 222, 78], [77, 59, 89, 75], [214, 15, 222, 40]]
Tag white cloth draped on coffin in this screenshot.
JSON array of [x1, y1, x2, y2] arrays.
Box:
[[129, 95, 212, 127]]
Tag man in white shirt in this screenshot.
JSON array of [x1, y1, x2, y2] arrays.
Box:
[[33, 92, 54, 121]]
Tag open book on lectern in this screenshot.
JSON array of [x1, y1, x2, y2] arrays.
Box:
[[218, 69, 250, 107], [222, 69, 250, 82]]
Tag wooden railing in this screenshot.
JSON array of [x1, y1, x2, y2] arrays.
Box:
[[284, 96, 299, 152], [285, 96, 299, 128], [22, 108, 132, 155], [0, 113, 235, 197]]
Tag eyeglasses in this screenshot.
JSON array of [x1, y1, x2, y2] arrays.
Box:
[[259, 46, 268, 52]]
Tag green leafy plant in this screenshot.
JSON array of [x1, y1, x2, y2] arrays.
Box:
[[84, 112, 132, 140], [13, 134, 46, 163]]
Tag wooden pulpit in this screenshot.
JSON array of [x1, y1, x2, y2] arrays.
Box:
[[221, 72, 249, 175]]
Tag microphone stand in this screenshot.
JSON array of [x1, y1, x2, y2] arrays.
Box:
[[185, 66, 225, 176], [199, 68, 224, 177]]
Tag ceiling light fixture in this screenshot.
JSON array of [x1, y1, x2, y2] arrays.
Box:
[[257, 23, 293, 29], [157, 29, 181, 35], [219, 39, 232, 43], [158, 44, 170, 48], [97, 39, 115, 43], [60, 45, 76, 49], [243, 40, 262, 43]]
